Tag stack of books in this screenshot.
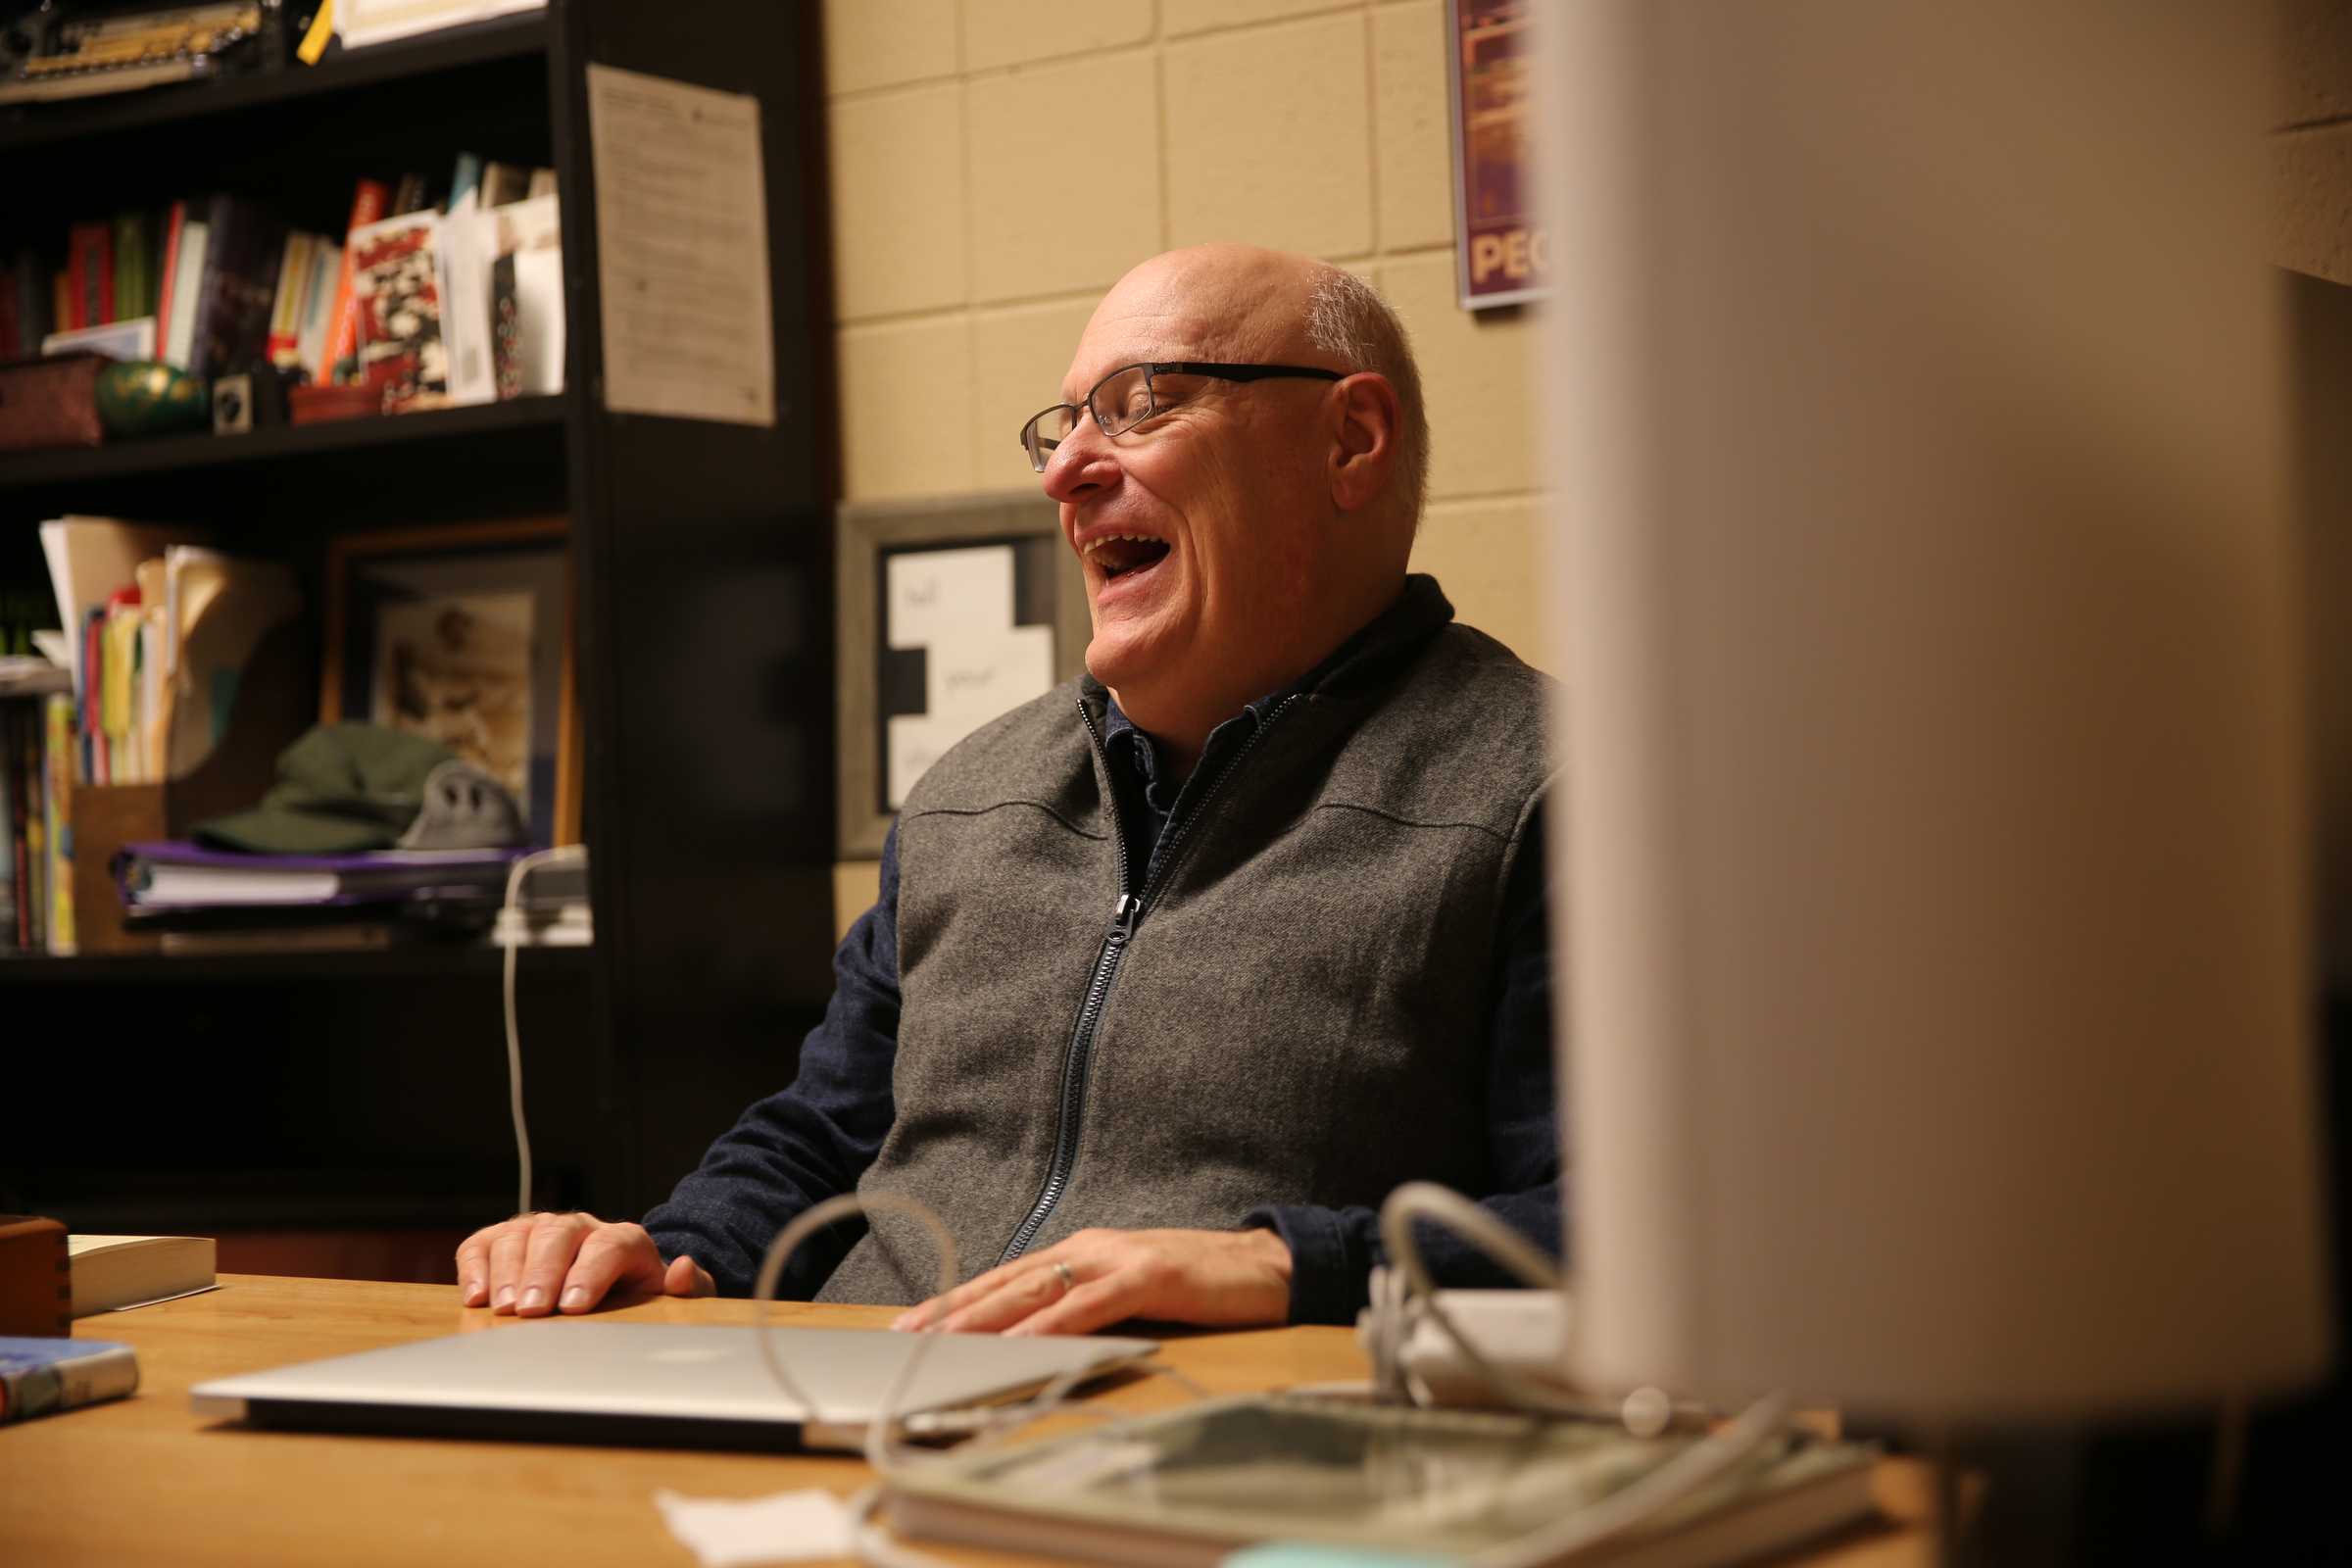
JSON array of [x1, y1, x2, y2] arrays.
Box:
[[113, 841, 530, 954]]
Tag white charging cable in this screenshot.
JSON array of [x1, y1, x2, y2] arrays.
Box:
[[1377, 1182, 1798, 1568], [746, 1194, 1207, 1568], [1379, 1181, 1570, 1415], [500, 845, 586, 1215]]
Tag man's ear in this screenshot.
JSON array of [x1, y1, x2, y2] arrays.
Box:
[[1328, 371, 1400, 514]]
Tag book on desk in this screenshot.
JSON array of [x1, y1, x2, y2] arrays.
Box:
[[0, 1337, 138, 1425], [882, 1393, 1878, 1568]]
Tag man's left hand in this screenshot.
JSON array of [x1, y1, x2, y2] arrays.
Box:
[[890, 1227, 1293, 1336]]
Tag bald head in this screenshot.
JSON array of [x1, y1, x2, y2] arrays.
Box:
[[1080, 245, 1429, 540]]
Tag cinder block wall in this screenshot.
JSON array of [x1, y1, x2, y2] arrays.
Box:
[[2276, 0, 2352, 283], [822, 0, 1546, 926]]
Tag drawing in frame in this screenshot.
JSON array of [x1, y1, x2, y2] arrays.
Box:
[[837, 494, 1091, 859], [1448, 0, 1550, 310], [320, 514, 583, 847]]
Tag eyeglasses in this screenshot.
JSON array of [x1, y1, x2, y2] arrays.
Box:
[[1018, 361, 1345, 473]]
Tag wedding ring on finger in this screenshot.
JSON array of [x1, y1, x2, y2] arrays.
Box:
[[1053, 1261, 1075, 1296]]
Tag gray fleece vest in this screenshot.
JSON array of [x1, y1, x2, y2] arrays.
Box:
[[816, 611, 1556, 1305]]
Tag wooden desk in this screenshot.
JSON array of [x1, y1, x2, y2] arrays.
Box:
[[1, 1275, 1932, 1566]]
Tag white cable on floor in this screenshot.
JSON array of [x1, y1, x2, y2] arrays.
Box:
[[501, 845, 585, 1215]]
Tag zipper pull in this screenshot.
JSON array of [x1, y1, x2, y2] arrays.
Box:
[[1106, 893, 1142, 944]]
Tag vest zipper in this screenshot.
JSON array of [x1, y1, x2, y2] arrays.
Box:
[[995, 694, 1302, 1265]]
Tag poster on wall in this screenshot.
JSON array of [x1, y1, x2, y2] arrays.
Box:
[[1448, 0, 1549, 310], [835, 495, 1094, 858]]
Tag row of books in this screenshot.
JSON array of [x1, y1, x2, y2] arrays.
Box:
[[1, 152, 564, 414], [38, 516, 300, 791], [0, 694, 75, 956]]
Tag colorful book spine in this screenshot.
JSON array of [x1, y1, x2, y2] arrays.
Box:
[[449, 150, 483, 211], [0, 709, 16, 950], [266, 230, 314, 368], [42, 692, 74, 956], [297, 239, 341, 384], [79, 608, 104, 788], [15, 249, 48, 355], [5, 708, 25, 952], [0, 1339, 136, 1424], [20, 705, 44, 952], [64, 229, 87, 330], [325, 179, 392, 382], [68, 221, 117, 327], [154, 201, 186, 358], [114, 212, 145, 329]]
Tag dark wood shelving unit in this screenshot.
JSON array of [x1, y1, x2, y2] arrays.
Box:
[[0, 0, 838, 1265], [0, 12, 553, 153], [0, 396, 565, 491], [0, 941, 593, 984]]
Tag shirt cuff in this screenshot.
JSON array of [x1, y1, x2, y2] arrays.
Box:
[[1247, 1203, 1378, 1326]]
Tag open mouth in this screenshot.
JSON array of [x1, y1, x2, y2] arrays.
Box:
[[1083, 533, 1173, 583]]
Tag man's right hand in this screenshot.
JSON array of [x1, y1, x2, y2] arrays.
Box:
[[456, 1212, 715, 1316]]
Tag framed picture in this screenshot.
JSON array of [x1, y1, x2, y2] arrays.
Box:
[[320, 515, 582, 847], [837, 494, 1091, 858], [1448, 0, 1549, 310]]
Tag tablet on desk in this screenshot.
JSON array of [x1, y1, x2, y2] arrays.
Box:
[[189, 1321, 1158, 1452]]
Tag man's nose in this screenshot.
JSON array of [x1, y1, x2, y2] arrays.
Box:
[[1040, 418, 1117, 504]]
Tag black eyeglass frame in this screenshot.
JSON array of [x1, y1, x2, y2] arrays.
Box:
[[1019, 361, 1346, 472]]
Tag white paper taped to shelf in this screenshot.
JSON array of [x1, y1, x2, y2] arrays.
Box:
[[585, 64, 776, 427]]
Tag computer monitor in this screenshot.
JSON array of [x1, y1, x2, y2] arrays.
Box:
[[1538, 0, 2331, 1425]]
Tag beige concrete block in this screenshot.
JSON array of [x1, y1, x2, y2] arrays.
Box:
[[970, 295, 1101, 487], [1377, 250, 1537, 499], [834, 858, 884, 942], [839, 317, 978, 500], [1165, 14, 1375, 257], [1165, 0, 1363, 37], [2275, 122, 2352, 286], [1373, 1, 1454, 251], [2276, 0, 2352, 128], [823, 0, 958, 95], [963, 0, 1152, 72], [969, 53, 1161, 303], [1411, 495, 1554, 674], [829, 85, 968, 320]]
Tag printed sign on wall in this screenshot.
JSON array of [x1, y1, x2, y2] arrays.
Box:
[[1449, 0, 1549, 310]]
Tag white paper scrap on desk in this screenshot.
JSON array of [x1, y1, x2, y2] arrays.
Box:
[[653, 1489, 855, 1567], [586, 64, 775, 427]]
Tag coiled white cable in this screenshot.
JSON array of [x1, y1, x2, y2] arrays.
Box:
[[1377, 1182, 1797, 1568], [747, 1195, 1208, 1568]]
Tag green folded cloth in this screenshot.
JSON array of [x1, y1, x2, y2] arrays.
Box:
[[192, 723, 457, 855]]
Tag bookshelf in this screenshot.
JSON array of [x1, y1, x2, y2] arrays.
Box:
[[0, 14, 557, 154], [0, 395, 567, 492], [0, 1, 838, 1260]]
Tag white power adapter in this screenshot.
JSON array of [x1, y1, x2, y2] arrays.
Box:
[[1358, 1271, 1580, 1409], [1356, 1268, 1711, 1432]]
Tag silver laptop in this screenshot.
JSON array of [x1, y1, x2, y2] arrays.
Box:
[[191, 1321, 1159, 1452]]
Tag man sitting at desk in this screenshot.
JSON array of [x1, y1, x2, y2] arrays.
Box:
[[458, 244, 1560, 1334]]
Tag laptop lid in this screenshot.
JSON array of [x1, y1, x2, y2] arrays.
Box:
[[190, 1321, 1159, 1452]]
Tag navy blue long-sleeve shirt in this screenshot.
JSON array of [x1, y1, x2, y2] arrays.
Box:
[[645, 693, 1563, 1324]]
